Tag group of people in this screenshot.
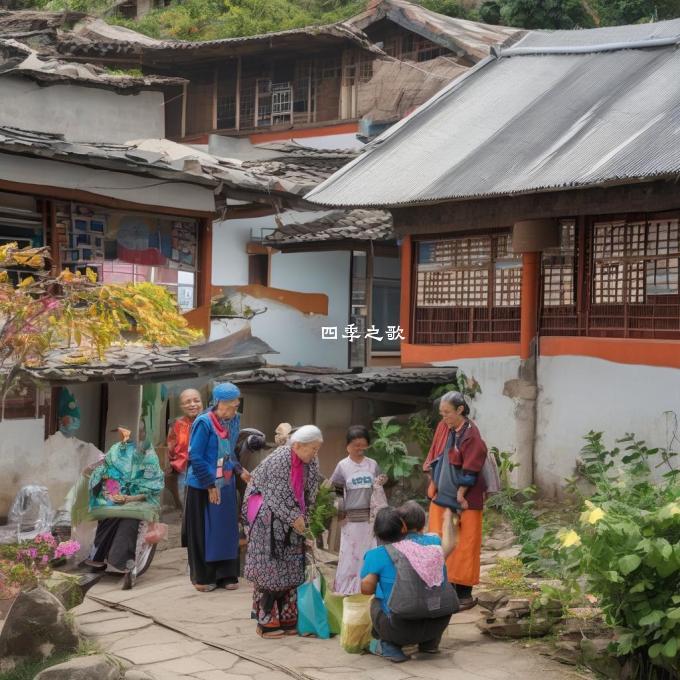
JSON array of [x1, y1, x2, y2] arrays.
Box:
[[84, 381, 489, 661]]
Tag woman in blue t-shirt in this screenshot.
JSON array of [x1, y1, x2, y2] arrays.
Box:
[[360, 502, 458, 662]]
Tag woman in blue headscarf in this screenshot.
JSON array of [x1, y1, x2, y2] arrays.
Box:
[[182, 382, 250, 592]]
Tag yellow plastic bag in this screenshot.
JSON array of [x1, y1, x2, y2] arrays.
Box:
[[340, 594, 373, 654]]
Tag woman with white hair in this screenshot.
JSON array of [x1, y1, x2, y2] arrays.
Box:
[[243, 425, 322, 639]]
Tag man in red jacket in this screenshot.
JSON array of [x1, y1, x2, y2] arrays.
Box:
[[167, 388, 203, 508]]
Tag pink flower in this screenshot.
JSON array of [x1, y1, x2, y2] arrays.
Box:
[[41, 555, 49, 564], [54, 540, 80, 559], [28, 548, 37, 559]]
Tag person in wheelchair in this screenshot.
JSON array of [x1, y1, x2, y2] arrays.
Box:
[[84, 421, 164, 589]]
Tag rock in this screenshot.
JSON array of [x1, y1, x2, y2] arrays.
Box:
[[580, 638, 622, 679], [484, 536, 517, 550], [0, 587, 80, 661], [44, 572, 102, 610], [125, 670, 155, 680], [480, 551, 498, 565], [476, 590, 510, 612], [497, 546, 522, 559], [34, 654, 123, 680]]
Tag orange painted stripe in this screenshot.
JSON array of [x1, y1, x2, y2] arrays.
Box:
[[540, 336, 680, 369], [248, 122, 359, 144], [401, 342, 521, 366]]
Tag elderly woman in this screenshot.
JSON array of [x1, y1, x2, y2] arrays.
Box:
[[243, 425, 322, 639], [182, 382, 250, 592], [424, 391, 488, 610], [86, 422, 164, 589]]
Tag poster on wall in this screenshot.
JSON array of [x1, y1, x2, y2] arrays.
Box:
[[108, 214, 197, 270]]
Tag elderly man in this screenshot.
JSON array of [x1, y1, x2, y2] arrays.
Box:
[[167, 388, 203, 507]]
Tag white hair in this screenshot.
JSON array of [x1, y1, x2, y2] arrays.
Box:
[[290, 425, 323, 444]]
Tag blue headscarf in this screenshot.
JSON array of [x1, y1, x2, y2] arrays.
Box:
[[211, 382, 240, 407]]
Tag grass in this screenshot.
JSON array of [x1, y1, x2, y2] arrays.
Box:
[[487, 557, 534, 597], [0, 641, 101, 680]]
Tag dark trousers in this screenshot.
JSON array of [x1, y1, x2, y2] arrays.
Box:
[[182, 486, 239, 586], [92, 518, 139, 571], [370, 598, 451, 649]]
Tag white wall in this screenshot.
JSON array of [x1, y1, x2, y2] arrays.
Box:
[[431, 356, 522, 462], [535, 356, 680, 497], [0, 152, 214, 213], [0, 77, 164, 143], [211, 215, 351, 368]]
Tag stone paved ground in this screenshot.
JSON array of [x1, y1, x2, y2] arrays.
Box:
[[73, 542, 586, 680]]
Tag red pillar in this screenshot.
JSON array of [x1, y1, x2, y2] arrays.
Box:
[[520, 251, 539, 360], [399, 235, 412, 349]]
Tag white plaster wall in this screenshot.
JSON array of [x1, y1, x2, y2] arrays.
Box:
[[211, 215, 351, 368], [432, 356, 522, 467], [212, 216, 262, 285], [0, 78, 164, 143], [0, 153, 214, 213], [536, 356, 680, 497]]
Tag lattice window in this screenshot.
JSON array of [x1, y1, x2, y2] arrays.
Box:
[[416, 234, 520, 308], [542, 221, 576, 306], [359, 58, 373, 83], [592, 219, 680, 305]]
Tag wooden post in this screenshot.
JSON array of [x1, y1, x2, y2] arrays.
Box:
[[399, 235, 412, 346], [520, 252, 539, 360], [212, 67, 218, 131], [307, 61, 313, 124], [235, 57, 241, 131], [181, 82, 188, 139], [197, 217, 213, 308]]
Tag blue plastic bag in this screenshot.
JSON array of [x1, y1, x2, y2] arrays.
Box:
[[297, 578, 330, 639]]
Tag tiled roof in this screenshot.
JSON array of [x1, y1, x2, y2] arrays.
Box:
[[265, 208, 393, 245], [217, 366, 460, 392]]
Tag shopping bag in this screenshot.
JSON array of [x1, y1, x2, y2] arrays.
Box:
[[297, 549, 330, 639], [324, 591, 345, 636], [297, 580, 330, 639], [143, 522, 168, 544], [340, 594, 373, 653]]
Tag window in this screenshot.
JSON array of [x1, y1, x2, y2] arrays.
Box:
[[414, 233, 521, 344], [588, 217, 680, 338], [542, 221, 576, 307], [248, 254, 269, 286], [56, 203, 199, 311], [2, 380, 38, 420]]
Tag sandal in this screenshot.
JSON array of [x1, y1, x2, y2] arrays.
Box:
[[194, 583, 217, 592], [224, 583, 239, 591], [282, 628, 298, 636], [256, 626, 284, 639]]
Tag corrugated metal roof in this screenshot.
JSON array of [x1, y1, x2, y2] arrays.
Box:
[[306, 19, 680, 208]]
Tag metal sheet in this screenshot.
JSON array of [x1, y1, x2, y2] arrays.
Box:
[[307, 20, 680, 208]]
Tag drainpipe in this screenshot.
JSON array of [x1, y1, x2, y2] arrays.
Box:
[[504, 219, 558, 488]]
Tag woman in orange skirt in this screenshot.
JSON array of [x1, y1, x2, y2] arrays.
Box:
[[424, 392, 487, 610]]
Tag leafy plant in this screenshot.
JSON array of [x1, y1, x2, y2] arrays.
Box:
[[406, 410, 435, 459], [487, 556, 533, 597], [430, 368, 481, 402], [368, 419, 420, 482], [554, 431, 680, 676], [308, 481, 335, 539], [0, 243, 201, 415]]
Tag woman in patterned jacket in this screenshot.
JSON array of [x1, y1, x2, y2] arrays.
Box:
[[243, 425, 321, 639]]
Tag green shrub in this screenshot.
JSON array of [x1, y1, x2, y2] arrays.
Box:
[[556, 431, 680, 675], [368, 419, 420, 482]]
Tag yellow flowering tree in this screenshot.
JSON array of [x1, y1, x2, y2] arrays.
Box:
[[0, 242, 202, 414]]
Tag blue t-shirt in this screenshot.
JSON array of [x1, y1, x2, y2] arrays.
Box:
[[360, 533, 446, 614]]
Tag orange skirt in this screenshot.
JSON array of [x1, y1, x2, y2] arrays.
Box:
[[428, 502, 483, 587]]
